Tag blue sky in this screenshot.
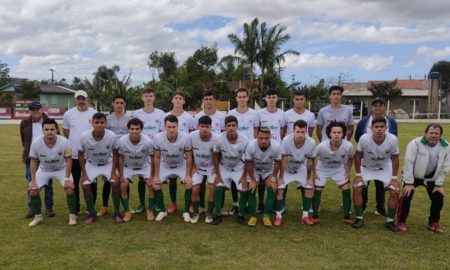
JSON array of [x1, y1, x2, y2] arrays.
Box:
[[1, 0, 449, 87]]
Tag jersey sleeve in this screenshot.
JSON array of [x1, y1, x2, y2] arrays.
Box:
[[347, 107, 354, 125], [79, 135, 86, 152], [274, 142, 282, 161], [391, 135, 400, 155], [356, 136, 365, 152], [244, 141, 254, 161], [148, 138, 154, 156], [183, 135, 192, 152], [280, 111, 287, 128], [112, 134, 119, 150], [306, 139, 317, 158], [347, 143, 355, 158], [117, 139, 124, 155], [316, 109, 324, 125], [309, 112, 316, 128], [29, 140, 38, 159], [213, 137, 221, 153]]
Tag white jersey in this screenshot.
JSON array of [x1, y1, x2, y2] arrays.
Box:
[[282, 135, 317, 174], [357, 133, 399, 170], [79, 129, 118, 165], [257, 108, 286, 142], [63, 107, 97, 159], [30, 135, 71, 171], [131, 108, 165, 140], [245, 139, 282, 173], [154, 131, 191, 169], [214, 132, 248, 170], [118, 134, 153, 169], [284, 108, 316, 135], [164, 111, 195, 134], [194, 110, 225, 134], [315, 139, 354, 169], [316, 105, 354, 141], [106, 114, 131, 138], [189, 130, 217, 172], [226, 108, 258, 139]]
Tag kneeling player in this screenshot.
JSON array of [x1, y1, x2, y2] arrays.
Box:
[[79, 113, 121, 224], [352, 117, 401, 232], [28, 118, 77, 227], [277, 120, 316, 226], [118, 118, 154, 222], [313, 121, 354, 225]]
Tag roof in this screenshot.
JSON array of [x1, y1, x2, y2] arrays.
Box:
[[368, 79, 429, 90], [40, 84, 76, 94], [0, 83, 18, 93], [343, 80, 429, 97]]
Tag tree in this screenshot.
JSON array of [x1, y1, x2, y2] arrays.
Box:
[[148, 51, 178, 84], [429, 60, 450, 93], [0, 60, 10, 86], [21, 80, 41, 100], [368, 80, 403, 102]]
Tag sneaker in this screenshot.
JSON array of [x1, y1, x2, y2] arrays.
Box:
[[343, 215, 353, 225], [68, 214, 77, 225], [25, 208, 34, 219], [114, 213, 124, 224], [397, 222, 407, 232], [205, 213, 213, 224], [123, 211, 132, 222], [97, 206, 108, 217], [385, 221, 400, 232], [248, 216, 257, 227], [133, 205, 144, 214], [211, 215, 223, 225], [183, 212, 191, 223], [351, 218, 364, 229], [84, 213, 97, 225], [263, 216, 272, 227], [155, 211, 168, 221], [146, 210, 155, 221], [256, 203, 265, 214], [191, 214, 200, 224], [46, 208, 55, 218], [428, 222, 444, 234], [301, 216, 314, 226], [237, 215, 247, 225], [168, 204, 177, 214], [375, 209, 387, 217], [29, 214, 44, 227], [274, 215, 282, 227], [229, 206, 239, 216]]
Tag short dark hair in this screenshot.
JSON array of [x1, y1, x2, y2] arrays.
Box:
[[42, 118, 57, 128], [328, 85, 344, 94], [425, 123, 443, 135], [294, 120, 307, 130], [225, 115, 238, 126], [164, 114, 178, 124], [257, 126, 271, 134], [172, 90, 185, 99], [92, 112, 107, 121], [265, 89, 278, 96], [371, 117, 386, 127], [198, 115, 212, 126], [127, 118, 143, 129], [293, 90, 308, 99], [326, 121, 347, 139], [203, 90, 215, 99], [236, 88, 248, 96], [142, 88, 155, 95], [112, 93, 126, 103]]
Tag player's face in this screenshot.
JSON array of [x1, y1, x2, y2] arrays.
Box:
[[329, 126, 343, 142], [172, 94, 185, 108], [198, 123, 211, 137], [236, 92, 249, 107], [225, 121, 238, 135], [265, 94, 278, 108], [112, 98, 125, 113], [92, 118, 106, 132], [371, 122, 387, 138], [42, 124, 57, 139], [329, 90, 342, 104], [30, 108, 43, 121], [425, 127, 441, 146], [202, 95, 215, 110], [165, 121, 178, 137], [293, 95, 306, 109], [371, 103, 386, 117], [128, 124, 142, 140], [142, 92, 155, 106], [75, 96, 88, 110], [293, 126, 307, 141], [257, 131, 271, 150]]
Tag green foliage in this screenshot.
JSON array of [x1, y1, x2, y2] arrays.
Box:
[[20, 80, 41, 100], [148, 51, 178, 84], [368, 80, 403, 100], [0, 60, 10, 87], [430, 60, 450, 92]]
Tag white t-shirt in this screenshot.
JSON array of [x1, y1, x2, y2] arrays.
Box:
[[357, 133, 399, 170], [131, 108, 165, 140], [226, 108, 258, 139], [213, 132, 248, 171], [63, 107, 97, 159], [316, 105, 354, 141], [284, 108, 316, 136], [29, 135, 71, 171], [315, 139, 354, 169], [154, 131, 191, 169], [244, 139, 282, 173], [164, 111, 195, 134], [79, 129, 118, 165], [118, 134, 153, 169], [194, 110, 225, 134], [282, 135, 317, 174], [29, 120, 43, 156], [425, 144, 441, 176], [257, 108, 286, 142], [189, 130, 217, 172]]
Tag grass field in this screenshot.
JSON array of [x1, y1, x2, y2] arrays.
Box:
[[1, 123, 449, 269]]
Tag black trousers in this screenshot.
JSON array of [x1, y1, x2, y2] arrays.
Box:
[[397, 179, 444, 224], [362, 180, 386, 212]]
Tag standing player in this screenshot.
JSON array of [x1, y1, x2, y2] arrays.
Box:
[[63, 90, 97, 214], [131, 88, 164, 215], [211, 116, 248, 225], [28, 118, 77, 227], [276, 120, 317, 226], [242, 127, 282, 227], [78, 113, 121, 224], [152, 115, 193, 222], [352, 117, 400, 232], [118, 118, 154, 222], [316, 85, 354, 142], [313, 121, 354, 225], [397, 123, 450, 233], [227, 88, 258, 140], [189, 115, 217, 223], [285, 90, 315, 137]]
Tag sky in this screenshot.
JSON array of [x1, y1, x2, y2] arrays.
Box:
[[1, 0, 449, 87]]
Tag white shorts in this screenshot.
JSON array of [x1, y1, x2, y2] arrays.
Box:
[[84, 162, 113, 184], [192, 172, 215, 186], [160, 163, 186, 183], [36, 167, 73, 189], [124, 164, 151, 181], [279, 169, 311, 189], [217, 164, 244, 191], [315, 166, 348, 187], [246, 169, 272, 183], [361, 163, 392, 188]]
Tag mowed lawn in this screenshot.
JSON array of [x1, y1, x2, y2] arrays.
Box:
[[0, 123, 449, 269]]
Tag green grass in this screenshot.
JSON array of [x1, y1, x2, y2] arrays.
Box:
[[0, 123, 449, 269]]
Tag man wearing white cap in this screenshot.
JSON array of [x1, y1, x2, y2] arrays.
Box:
[[63, 90, 97, 214]]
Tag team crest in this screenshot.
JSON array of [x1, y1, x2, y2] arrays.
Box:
[[106, 145, 110, 149], [385, 150, 390, 154], [341, 155, 345, 158], [58, 152, 63, 156]]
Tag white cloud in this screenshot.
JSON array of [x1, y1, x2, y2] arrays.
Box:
[[404, 61, 416, 68], [417, 46, 450, 62]]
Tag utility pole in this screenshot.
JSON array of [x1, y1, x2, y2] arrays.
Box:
[[49, 68, 55, 84]]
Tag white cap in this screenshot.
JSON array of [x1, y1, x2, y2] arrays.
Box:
[[74, 90, 88, 98]]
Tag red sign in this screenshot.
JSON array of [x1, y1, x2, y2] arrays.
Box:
[[0, 107, 12, 119]]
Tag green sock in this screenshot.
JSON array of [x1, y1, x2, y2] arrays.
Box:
[[207, 201, 214, 214], [31, 195, 42, 215], [387, 207, 397, 220], [238, 191, 248, 216], [258, 183, 265, 205], [342, 189, 351, 216], [112, 191, 120, 214], [199, 188, 206, 208], [169, 181, 177, 204], [147, 197, 155, 211], [84, 193, 96, 214], [66, 194, 76, 214], [303, 197, 312, 215], [312, 190, 322, 216], [121, 198, 130, 212], [138, 180, 146, 207], [214, 187, 223, 216], [263, 187, 275, 217], [184, 189, 192, 212], [248, 189, 257, 215], [193, 201, 200, 214], [276, 199, 283, 211], [155, 190, 166, 212], [354, 205, 364, 218]]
